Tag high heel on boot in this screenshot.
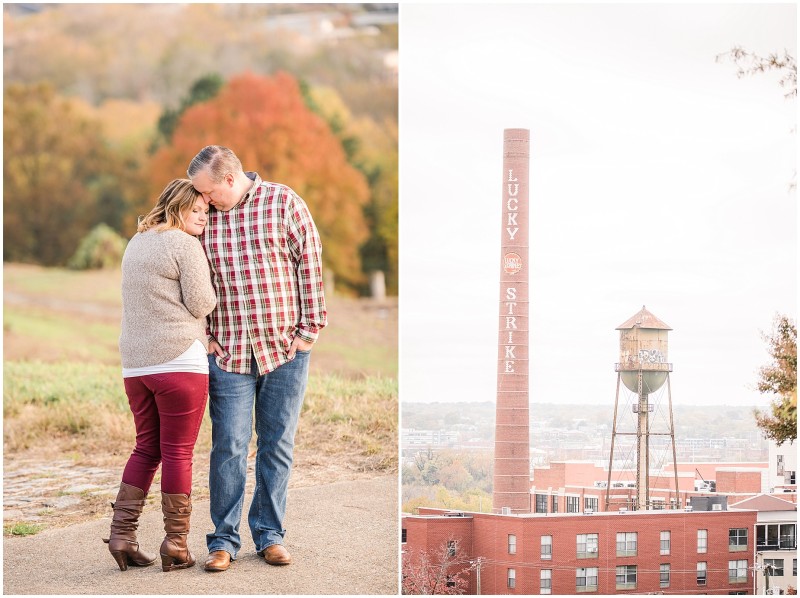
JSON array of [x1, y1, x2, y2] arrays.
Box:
[[159, 492, 196, 572], [103, 482, 157, 571]]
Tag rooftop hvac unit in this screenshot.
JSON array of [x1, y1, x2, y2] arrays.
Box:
[[618, 508, 628, 514], [584, 508, 594, 515], [712, 504, 722, 511], [684, 506, 693, 512], [501, 507, 511, 515]]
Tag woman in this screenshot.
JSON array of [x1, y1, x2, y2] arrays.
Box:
[[104, 179, 216, 572]]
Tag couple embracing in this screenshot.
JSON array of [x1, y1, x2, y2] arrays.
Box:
[[105, 145, 326, 573]]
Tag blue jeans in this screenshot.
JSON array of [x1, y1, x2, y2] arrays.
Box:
[[206, 350, 310, 558]]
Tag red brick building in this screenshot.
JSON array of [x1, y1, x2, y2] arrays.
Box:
[[403, 505, 758, 595]]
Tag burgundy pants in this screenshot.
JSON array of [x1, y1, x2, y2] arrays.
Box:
[[121, 372, 208, 495]]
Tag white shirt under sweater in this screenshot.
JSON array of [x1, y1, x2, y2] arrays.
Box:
[[122, 339, 208, 378]]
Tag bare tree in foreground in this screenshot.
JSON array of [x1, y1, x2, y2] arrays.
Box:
[[402, 538, 473, 595]]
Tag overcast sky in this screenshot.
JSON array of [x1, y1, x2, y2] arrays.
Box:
[[399, 3, 797, 408]]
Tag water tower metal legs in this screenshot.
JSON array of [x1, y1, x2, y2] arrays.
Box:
[[636, 372, 649, 510], [605, 374, 622, 510], [606, 370, 679, 511]]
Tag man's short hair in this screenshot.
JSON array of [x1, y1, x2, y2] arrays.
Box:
[[187, 145, 243, 183]]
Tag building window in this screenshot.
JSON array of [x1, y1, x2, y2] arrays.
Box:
[[508, 534, 517, 555], [577, 533, 599, 559], [541, 535, 552, 560], [616, 565, 637, 590], [697, 562, 707, 585], [402, 528, 407, 543], [777, 454, 785, 476], [551, 495, 558, 513], [540, 569, 552, 595], [660, 564, 670, 588], [660, 531, 671, 555], [566, 496, 580, 513], [729, 528, 747, 551], [757, 523, 797, 550], [697, 529, 708, 554], [765, 559, 785, 577], [447, 540, 456, 557], [446, 576, 455, 588], [652, 498, 665, 510], [584, 497, 598, 512], [616, 532, 637, 557], [507, 568, 516, 589], [576, 567, 598, 592], [535, 494, 548, 513], [728, 559, 748, 583], [793, 559, 797, 577]]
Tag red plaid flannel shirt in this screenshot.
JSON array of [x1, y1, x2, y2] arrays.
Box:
[[201, 172, 327, 375]]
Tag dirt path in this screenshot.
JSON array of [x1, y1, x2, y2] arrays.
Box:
[[3, 446, 381, 533]]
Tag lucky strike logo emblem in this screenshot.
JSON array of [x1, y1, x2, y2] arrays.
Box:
[[503, 252, 522, 275]]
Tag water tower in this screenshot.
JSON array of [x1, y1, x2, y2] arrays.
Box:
[[605, 306, 680, 511]]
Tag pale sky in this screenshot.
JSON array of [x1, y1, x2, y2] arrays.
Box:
[[399, 4, 797, 408]]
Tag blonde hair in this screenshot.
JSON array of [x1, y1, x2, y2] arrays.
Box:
[[187, 145, 243, 183], [138, 179, 202, 233]]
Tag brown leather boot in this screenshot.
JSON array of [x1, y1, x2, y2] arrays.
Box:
[[159, 492, 196, 572], [103, 482, 157, 571]]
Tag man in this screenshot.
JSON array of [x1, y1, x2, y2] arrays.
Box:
[[188, 145, 327, 571]]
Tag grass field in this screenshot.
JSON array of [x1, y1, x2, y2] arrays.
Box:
[[3, 263, 398, 533]]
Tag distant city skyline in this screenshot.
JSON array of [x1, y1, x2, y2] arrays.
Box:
[[400, 4, 796, 408]]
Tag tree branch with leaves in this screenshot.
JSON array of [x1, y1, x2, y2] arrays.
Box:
[[753, 314, 797, 446], [716, 46, 797, 98]]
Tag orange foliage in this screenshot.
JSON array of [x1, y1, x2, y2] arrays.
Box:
[[151, 71, 371, 289]]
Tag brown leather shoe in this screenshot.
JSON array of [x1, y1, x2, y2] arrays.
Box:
[[263, 544, 292, 566], [204, 550, 232, 572]]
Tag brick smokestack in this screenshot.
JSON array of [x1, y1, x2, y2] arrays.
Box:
[[493, 128, 531, 514]]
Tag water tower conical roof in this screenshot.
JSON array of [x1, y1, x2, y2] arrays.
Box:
[[616, 305, 672, 331]]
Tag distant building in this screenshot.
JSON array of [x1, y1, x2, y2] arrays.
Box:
[[769, 440, 798, 493], [401, 428, 458, 449], [528, 459, 788, 514]]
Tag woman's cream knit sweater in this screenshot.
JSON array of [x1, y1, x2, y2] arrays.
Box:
[[119, 228, 217, 369]]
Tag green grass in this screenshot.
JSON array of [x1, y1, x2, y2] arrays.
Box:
[[3, 306, 121, 364], [4, 263, 122, 306], [313, 341, 397, 377], [4, 523, 44, 536]]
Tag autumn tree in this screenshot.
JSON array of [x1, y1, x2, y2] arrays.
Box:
[[402, 538, 472, 595], [754, 314, 797, 446], [305, 84, 398, 294], [3, 83, 106, 265], [150, 71, 371, 291]]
